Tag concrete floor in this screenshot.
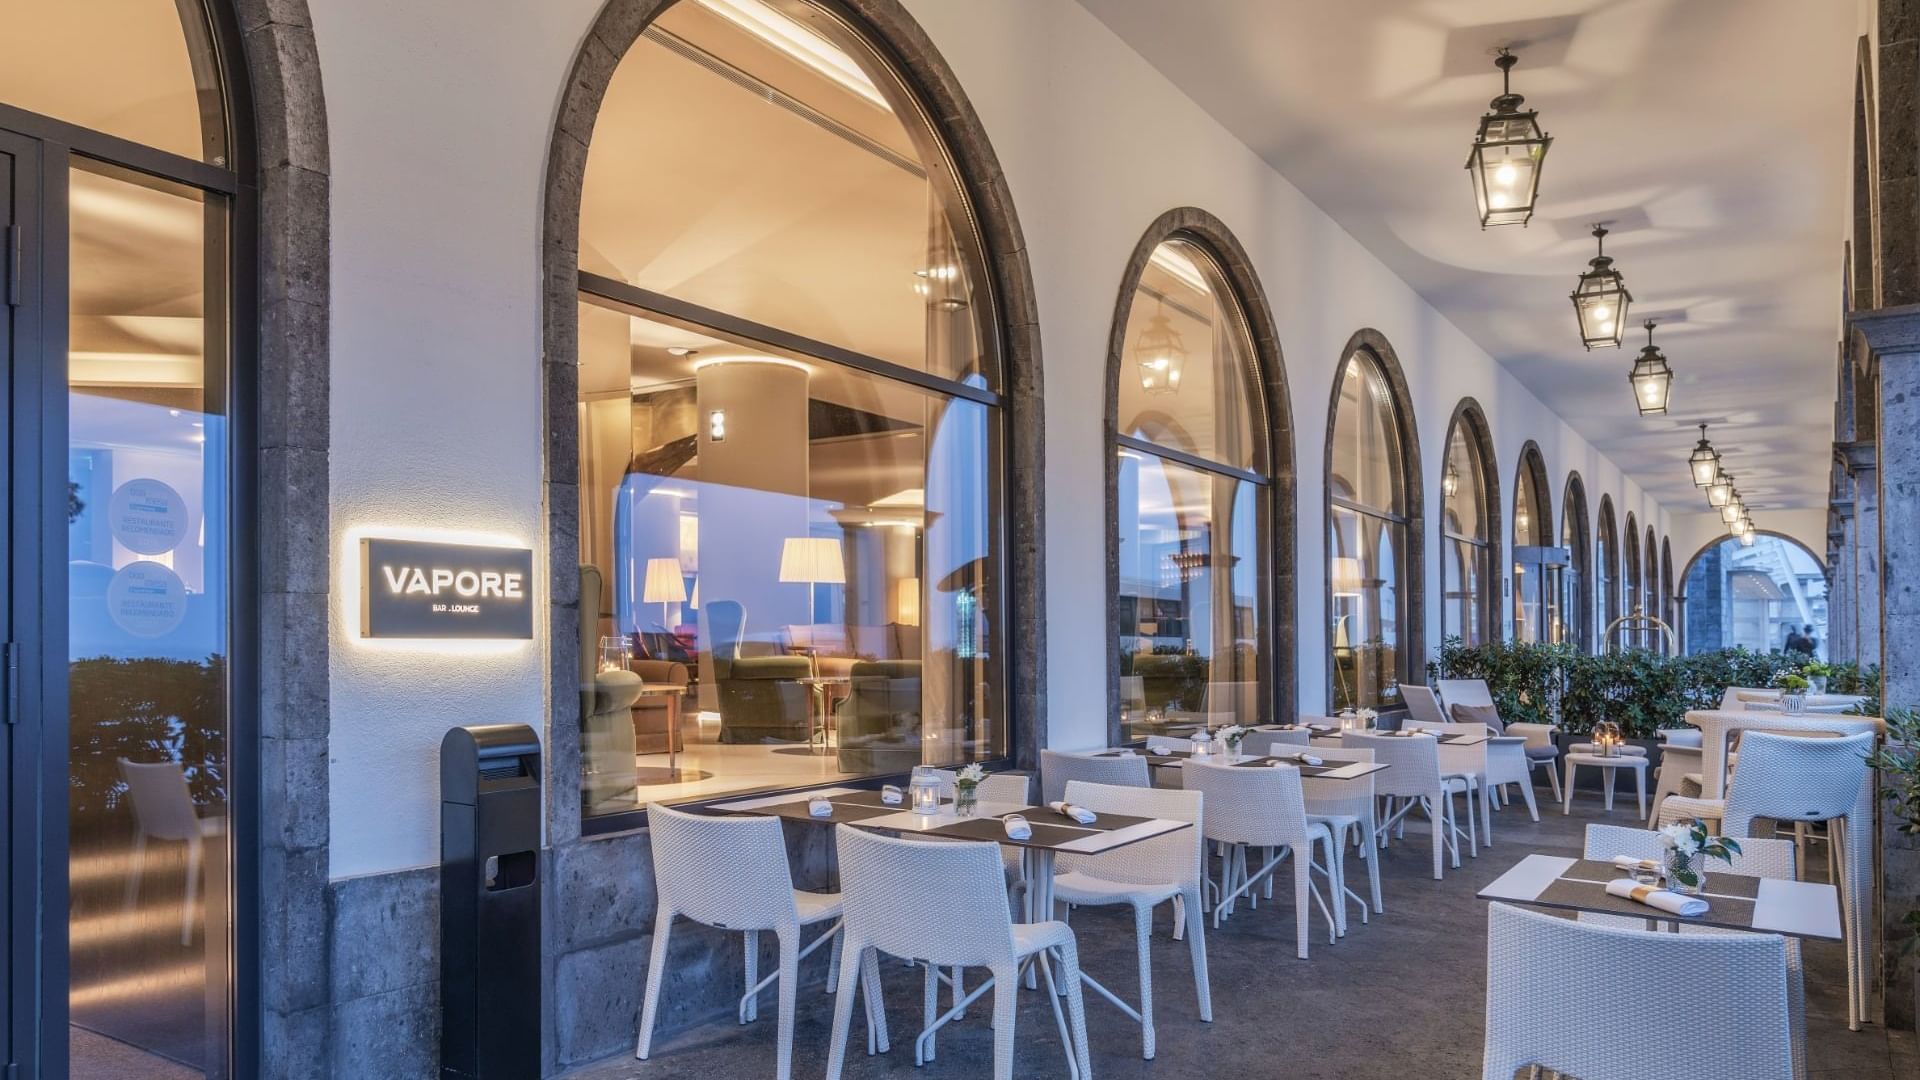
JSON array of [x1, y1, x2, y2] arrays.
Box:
[[563, 795, 1919, 1079]]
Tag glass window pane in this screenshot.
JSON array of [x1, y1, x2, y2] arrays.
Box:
[[1443, 535, 1486, 646], [1330, 352, 1402, 514], [1115, 451, 1263, 740], [1330, 506, 1402, 710], [577, 295, 1002, 814], [67, 159, 229, 1071], [1115, 239, 1260, 471], [1441, 418, 1487, 646], [0, 0, 224, 163], [579, 0, 996, 385]]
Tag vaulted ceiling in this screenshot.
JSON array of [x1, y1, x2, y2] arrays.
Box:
[[1079, 0, 1856, 515]]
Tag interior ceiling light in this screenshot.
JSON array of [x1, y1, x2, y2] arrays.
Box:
[[1627, 321, 1674, 416], [1708, 470, 1735, 509], [1720, 489, 1745, 525], [1133, 299, 1187, 395], [1465, 48, 1551, 228], [1688, 423, 1722, 488], [1570, 225, 1631, 350], [694, 0, 889, 109], [1442, 461, 1460, 499]]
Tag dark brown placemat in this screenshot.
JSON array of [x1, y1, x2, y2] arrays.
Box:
[[1535, 877, 1756, 929], [1560, 858, 1762, 900], [1230, 755, 1337, 777], [827, 789, 909, 809], [753, 800, 904, 825], [924, 815, 1092, 848]]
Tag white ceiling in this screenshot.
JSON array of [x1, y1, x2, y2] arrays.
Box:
[[1077, 0, 1856, 514]]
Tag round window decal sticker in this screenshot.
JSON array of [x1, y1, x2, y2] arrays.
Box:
[[106, 561, 188, 638], [108, 478, 189, 556]]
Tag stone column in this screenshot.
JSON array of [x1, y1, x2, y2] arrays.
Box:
[[1834, 505, 1857, 666], [1852, 303, 1920, 1030], [1847, 441, 1883, 668]]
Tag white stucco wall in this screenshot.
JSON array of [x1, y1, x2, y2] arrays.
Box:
[[314, 0, 1678, 878]]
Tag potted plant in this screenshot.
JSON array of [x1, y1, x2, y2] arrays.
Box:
[[1659, 818, 1741, 895], [1801, 659, 1833, 695], [1775, 672, 1811, 715], [1217, 724, 1248, 761]]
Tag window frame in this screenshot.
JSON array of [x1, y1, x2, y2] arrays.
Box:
[[1438, 398, 1499, 647]]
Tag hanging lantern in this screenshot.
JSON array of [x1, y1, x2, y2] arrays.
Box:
[[1133, 301, 1186, 395], [1570, 225, 1632, 349], [1466, 50, 1552, 228], [1739, 515, 1757, 544], [1720, 489, 1745, 525], [1708, 469, 1734, 509], [1738, 528, 1756, 547], [1627, 321, 1674, 416], [1515, 503, 1531, 535], [1688, 424, 1721, 488], [1442, 461, 1460, 498]]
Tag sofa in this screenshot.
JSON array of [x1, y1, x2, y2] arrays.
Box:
[[714, 654, 812, 744], [835, 660, 922, 774]]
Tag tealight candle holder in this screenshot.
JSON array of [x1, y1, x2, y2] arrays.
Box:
[[1592, 719, 1624, 758], [908, 766, 942, 815]]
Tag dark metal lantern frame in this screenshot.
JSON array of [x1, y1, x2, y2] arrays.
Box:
[[1627, 320, 1674, 416], [1466, 50, 1552, 228], [1688, 423, 1721, 488], [1571, 224, 1631, 349]]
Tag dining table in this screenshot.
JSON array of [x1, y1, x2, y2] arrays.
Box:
[[1478, 852, 1842, 940], [1096, 746, 1392, 782]]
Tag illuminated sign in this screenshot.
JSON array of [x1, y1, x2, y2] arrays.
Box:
[[359, 537, 534, 639]]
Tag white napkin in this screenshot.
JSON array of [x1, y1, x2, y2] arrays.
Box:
[[1604, 878, 1707, 917], [1002, 815, 1033, 840], [1288, 752, 1324, 766], [1610, 855, 1660, 874], [1147, 742, 1175, 755], [1115, 748, 1137, 757], [880, 785, 904, 806], [807, 797, 834, 819], [1049, 801, 1097, 825]]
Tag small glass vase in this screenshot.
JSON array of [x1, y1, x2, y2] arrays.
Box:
[[1811, 675, 1829, 695], [954, 784, 978, 818], [1781, 692, 1807, 715], [1224, 740, 1244, 763], [1666, 852, 1707, 896]]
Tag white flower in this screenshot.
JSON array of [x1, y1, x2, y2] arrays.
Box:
[[1660, 821, 1702, 856], [1218, 724, 1247, 742], [957, 763, 985, 785], [1356, 708, 1378, 723]]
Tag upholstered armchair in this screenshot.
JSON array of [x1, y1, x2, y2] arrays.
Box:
[[835, 660, 922, 774], [579, 566, 642, 808], [714, 654, 811, 743], [629, 658, 689, 755]]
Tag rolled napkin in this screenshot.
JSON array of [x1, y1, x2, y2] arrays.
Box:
[[1049, 801, 1098, 825], [807, 797, 834, 819], [880, 785, 904, 806], [1147, 742, 1176, 755], [1604, 878, 1708, 917], [1002, 814, 1033, 840], [1288, 752, 1324, 766], [1610, 855, 1661, 874], [1115, 748, 1137, 757]]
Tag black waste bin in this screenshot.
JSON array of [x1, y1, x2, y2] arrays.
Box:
[[441, 723, 542, 1079]]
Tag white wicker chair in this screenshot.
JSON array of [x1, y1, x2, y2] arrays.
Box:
[[638, 804, 859, 1079], [825, 825, 1092, 1080], [1180, 759, 1337, 958], [932, 769, 1031, 806], [1397, 719, 1495, 844], [1435, 677, 1562, 801], [1481, 901, 1794, 1080], [1648, 727, 1705, 825], [1343, 732, 1476, 880], [1243, 728, 1311, 756], [1658, 729, 1874, 1034], [1051, 780, 1211, 1059], [1301, 748, 1382, 928], [1041, 748, 1149, 804], [1580, 824, 1806, 1080]]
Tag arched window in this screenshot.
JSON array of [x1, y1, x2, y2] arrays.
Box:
[[1111, 216, 1286, 739], [1596, 497, 1619, 649], [1561, 474, 1591, 652], [1645, 526, 1660, 648], [1623, 514, 1642, 649], [571, 0, 1023, 817], [1511, 444, 1555, 643], [1327, 334, 1420, 710], [1439, 400, 1498, 646], [1682, 534, 1829, 658], [3, 1, 249, 1073]]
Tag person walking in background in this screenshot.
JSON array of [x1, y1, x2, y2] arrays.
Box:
[[1785, 624, 1815, 658]]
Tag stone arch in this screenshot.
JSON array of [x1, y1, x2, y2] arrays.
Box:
[[1440, 397, 1501, 642], [1104, 207, 1297, 730], [1325, 328, 1424, 697], [540, 0, 1047, 847]]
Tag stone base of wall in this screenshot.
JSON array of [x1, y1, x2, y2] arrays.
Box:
[[325, 820, 837, 1078]]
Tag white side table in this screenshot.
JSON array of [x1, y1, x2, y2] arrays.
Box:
[[1561, 753, 1648, 818]]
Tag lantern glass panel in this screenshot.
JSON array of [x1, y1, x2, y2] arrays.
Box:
[[1708, 476, 1733, 507], [1689, 448, 1719, 487], [1573, 282, 1629, 349], [1468, 113, 1548, 227], [1629, 355, 1672, 415]]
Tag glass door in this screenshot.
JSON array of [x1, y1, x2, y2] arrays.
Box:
[[1, 128, 26, 1080]]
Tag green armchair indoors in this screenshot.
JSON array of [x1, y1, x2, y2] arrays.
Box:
[[706, 599, 813, 744], [580, 566, 642, 810], [835, 660, 922, 773]]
